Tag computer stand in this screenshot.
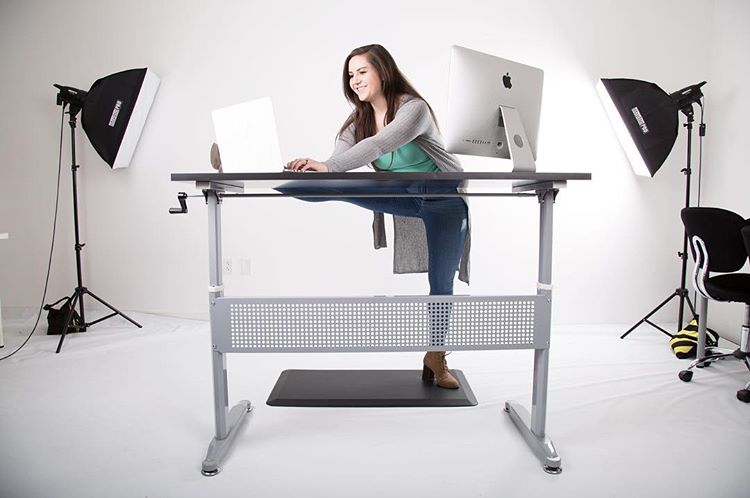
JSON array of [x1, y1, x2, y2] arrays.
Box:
[[500, 105, 536, 173], [53, 103, 142, 353]]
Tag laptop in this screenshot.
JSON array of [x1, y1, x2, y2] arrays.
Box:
[[211, 96, 284, 173]]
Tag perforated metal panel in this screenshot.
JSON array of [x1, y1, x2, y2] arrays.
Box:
[[210, 295, 550, 353]]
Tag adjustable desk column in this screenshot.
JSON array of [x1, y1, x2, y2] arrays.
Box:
[[202, 186, 252, 477], [506, 181, 559, 473]]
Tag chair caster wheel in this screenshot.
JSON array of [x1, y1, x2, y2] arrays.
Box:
[[678, 370, 693, 382], [737, 389, 750, 403]]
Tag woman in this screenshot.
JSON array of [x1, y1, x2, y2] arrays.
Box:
[[284, 44, 470, 389]]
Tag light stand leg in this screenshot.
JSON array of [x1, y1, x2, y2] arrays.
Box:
[[55, 292, 80, 353], [505, 188, 561, 474], [201, 189, 252, 477], [82, 288, 142, 328], [622, 291, 682, 339]]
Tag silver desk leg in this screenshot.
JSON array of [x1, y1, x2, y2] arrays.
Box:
[[505, 188, 561, 474], [202, 189, 253, 477]]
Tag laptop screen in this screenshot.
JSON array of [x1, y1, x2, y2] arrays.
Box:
[[211, 97, 283, 173]]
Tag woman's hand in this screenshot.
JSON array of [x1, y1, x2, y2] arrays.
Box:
[[285, 158, 329, 172]]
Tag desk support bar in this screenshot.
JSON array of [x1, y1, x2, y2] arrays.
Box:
[[203, 188, 253, 477], [504, 187, 561, 474]]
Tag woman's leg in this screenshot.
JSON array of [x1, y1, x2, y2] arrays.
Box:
[[420, 198, 469, 296], [276, 179, 421, 217], [280, 180, 467, 388], [420, 197, 468, 376], [420, 197, 468, 389]]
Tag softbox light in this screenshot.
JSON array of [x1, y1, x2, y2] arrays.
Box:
[[596, 78, 679, 177], [81, 68, 160, 169], [48, 68, 159, 352], [598, 77, 708, 341]]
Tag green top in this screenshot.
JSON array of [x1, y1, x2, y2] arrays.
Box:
[[373, 141, 440, 173]]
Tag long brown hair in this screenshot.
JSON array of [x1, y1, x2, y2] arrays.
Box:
[[338, 44, 438, 143]]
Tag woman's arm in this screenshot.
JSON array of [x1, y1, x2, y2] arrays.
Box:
[[330, 123, 356, 158], [323, 98, 433, 172]]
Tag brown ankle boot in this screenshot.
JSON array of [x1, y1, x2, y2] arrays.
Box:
[[422, 352, 460, 389]]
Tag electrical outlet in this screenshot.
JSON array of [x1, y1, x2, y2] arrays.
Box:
[[240, 258, 251, 276], [223, 257, 233, 274]]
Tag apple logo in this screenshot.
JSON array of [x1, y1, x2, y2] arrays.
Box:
[[502, 72, 512, 89]]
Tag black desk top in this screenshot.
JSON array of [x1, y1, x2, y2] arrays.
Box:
[[172, 171, 591, 183], [171, 171, 591, 196]]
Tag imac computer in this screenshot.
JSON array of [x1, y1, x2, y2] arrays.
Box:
[[445, 45, 544, 172]]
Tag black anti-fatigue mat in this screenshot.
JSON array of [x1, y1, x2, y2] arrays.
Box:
[[267, 369, 477, 407]]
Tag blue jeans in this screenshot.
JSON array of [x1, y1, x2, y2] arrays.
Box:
[[278, 180, 468, 347], [277, 180, 468, 296]]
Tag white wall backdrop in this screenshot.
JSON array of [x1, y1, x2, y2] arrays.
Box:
[[1, 0, 744, 333], [698, 0, 750, 342]]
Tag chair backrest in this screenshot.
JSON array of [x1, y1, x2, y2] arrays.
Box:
[[681, 207, 748, 273]]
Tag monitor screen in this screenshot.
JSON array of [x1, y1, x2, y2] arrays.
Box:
[[445, 46, 543, 171]]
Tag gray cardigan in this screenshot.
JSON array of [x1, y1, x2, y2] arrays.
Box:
[[323, 95, 471, 284]]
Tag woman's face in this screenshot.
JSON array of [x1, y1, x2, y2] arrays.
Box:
[[348, 54, 383, 103]]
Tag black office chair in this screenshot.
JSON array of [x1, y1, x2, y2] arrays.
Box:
[[678, 207, 750, 402]]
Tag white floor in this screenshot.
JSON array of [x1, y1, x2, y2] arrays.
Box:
[[0, 312, 748, 498]]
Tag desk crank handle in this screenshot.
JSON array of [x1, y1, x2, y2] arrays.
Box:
[[169, 192, 188, 214]]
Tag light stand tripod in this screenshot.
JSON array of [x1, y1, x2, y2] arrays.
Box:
[[52, 89, 142, 353], [621, 101, 704, 340]]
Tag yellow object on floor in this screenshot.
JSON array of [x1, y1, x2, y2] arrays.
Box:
[[669, 319, 719, 359]]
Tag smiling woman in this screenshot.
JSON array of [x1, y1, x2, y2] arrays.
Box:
[[281, 44, 471, 389]]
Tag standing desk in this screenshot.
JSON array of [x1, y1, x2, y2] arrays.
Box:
[[170, 171, 591, 476]]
